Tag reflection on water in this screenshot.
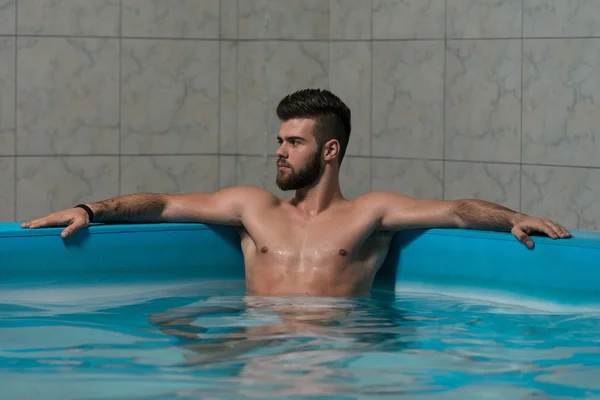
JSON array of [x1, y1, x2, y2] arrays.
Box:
[[1, 280, 600, 399]]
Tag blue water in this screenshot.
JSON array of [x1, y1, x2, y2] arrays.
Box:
[[1, 279, 600, 399]]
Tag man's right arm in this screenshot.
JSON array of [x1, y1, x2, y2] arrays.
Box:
[[21, 186, 270, 238]]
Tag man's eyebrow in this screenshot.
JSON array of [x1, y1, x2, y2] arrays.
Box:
[[277, 136, 306, 141]]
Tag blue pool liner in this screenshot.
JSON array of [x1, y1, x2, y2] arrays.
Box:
[[1, 222, 599, 308]]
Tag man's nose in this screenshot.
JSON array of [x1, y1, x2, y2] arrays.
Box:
[[275, 144, 287, 158]]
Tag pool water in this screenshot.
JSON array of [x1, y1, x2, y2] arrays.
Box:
[[1, 279, 600, 399]]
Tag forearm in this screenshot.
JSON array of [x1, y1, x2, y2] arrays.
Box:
[[86, 193, 169, 223], [453, 199, 524, 231]]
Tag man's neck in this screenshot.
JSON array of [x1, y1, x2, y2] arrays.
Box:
[[291, 173, 345, 216]]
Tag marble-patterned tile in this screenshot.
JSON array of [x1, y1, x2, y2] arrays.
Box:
[[330, 0, 371, 40], [219, 155, 236, 189], [372, 41, 444, 159], [523, 39, 600, 167], [120, 156, 218, 195], [18, 0, 119, 36], [220, 0, 238, 39], [522, 165, 600, 231], [16, 156, 118, 221], [220, 41, 236, 153], [371, 158, 443, 199], [17, 38, 119, 155], [444, 161, 520, 211], [238, 0, 329, 40], [0, 38, 14, 156], [237, 41, 329, 155], [447, 0, 522, 39], [524, 0, 600, 38], [339, 157, 370, 200], [0, 0, 15, 35], [121, 39, 219, 154], [446, 39, 521, 163], [236, 156, 287, 198], [330, 42, 370, 156], [0, 157, 14, 221], [122, 0, 219, 39], [373, 0, 445, 39]]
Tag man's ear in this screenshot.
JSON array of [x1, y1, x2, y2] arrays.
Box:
[[323, 139, 340, 162]]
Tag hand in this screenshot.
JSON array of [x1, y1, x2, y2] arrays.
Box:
[[21, 207, 90, 239], [511, 215, 572, 249]]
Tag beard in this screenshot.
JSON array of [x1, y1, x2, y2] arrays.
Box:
[[276, 150, 322, 191]]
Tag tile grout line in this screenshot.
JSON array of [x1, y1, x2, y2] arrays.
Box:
[[217, 0, 221, 190], [7, 34, 600, 41], [234, 0, 239, 186], [369, 0, 373, 193], [13, 0, 17, 222], [442, 0, 447, 200], [7, 152, 600, 170], [520, 0, 524, 212], [118, 0, 122, 195]]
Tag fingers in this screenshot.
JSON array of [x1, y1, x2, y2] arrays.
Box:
[[538, 220, 560, 239], [60, 218, 87, 239], [21, 210, 89, 239], [542, 219, 568, 238], [21, 216, 68, 229], [512, 226, 534, 249], [515, 218, 573, 245], [556, 223, 572, 238]]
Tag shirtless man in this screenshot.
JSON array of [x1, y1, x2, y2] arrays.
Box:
[[21, 88, 572, 298]]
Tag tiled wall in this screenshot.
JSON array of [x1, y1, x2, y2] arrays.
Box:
[[1, 0, 600, 231]]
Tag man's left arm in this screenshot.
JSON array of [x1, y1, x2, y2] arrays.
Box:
[[370, 192, 572, 249]]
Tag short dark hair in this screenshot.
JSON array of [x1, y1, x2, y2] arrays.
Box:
[[276, 89, 351, 166]]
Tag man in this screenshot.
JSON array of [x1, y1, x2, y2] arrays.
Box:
[[21, 89, 571, 297]]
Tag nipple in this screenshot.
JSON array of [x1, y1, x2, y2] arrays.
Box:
[[260, 246, 269, 254], [339, 249, 348, 256]]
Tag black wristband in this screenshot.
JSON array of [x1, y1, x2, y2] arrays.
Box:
[[74, 204, 94, 223]]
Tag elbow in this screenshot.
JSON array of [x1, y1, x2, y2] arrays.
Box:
[[451, 200, 470, 229]]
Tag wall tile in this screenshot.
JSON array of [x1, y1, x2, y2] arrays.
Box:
[[373, 0, 445, 39], [220, 0, 238, 39], [237, 41, 329, 155], [16, 156, 118, 221], [219, 155, 236, 189], [522, 165, 600, 231], [236, 156, 287, 198], [444, 161, 520, 211], [372, 41, 444, 159], [18, 0, 119, 36], [122, 0, 219, 39], [17, 38, 119, 155], [121, 39, 219, 154], [371, 158, 443, 199], [220, 41, 236, 153], [339, 157, 370, 200], [0, 157, 14, 221], [330, 0, 371, 40], [445, 39, 521, 163], [524, 0, 600, 38], [447, 0, 522, 39], [330, 42, 370, 156], [0, 0, 15, 35], [0, 38, 14, 156], [120, 156, 218, 195], [523, 39, 600, 167], [238, 0, 329, 40]]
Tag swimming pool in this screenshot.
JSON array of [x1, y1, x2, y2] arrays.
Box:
[[1, 223, 600, 399]]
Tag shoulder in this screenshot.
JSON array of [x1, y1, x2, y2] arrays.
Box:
[[225, 186, 281, 207], [354, 191, 414, 210]]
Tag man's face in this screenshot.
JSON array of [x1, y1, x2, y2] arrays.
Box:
[[275, 119, 323, 191]]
